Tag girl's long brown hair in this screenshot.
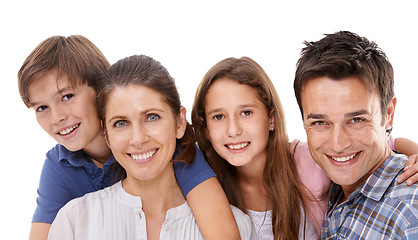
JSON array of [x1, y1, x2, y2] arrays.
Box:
[[192, 57, 308, 240]]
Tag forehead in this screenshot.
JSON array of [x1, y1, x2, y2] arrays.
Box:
[[205, 78, 262, 107], [106, 85, 169, 113], [27, 72, 72, 101], [301, 76, 380, 116]]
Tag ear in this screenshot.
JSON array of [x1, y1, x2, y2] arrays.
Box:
[[269, 109, 275, 132], [200, 116, 211, 142], [176, 106, 187, 139], [384, 96, 397, 131], [101, 121, 111, 148]]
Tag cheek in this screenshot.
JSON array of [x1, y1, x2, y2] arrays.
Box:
[[36, 115, 50, 132]]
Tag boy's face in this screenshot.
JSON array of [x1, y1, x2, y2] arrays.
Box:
[[300, 76, 395, 197], [27, 70, 102, 153]]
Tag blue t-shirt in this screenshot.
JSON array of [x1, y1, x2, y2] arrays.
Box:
[[32, 144, 215, 224]]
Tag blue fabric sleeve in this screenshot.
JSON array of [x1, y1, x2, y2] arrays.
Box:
[[173, 145, 216, 197], [32, 157, 75, 223], [32, 145, 99, 223]]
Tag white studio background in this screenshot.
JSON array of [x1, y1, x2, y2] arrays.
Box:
[[1, 0, 417, 238]]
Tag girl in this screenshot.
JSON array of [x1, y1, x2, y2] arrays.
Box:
[[191, 56, 418, 240], [18, 36, 240, 240], [47, 54, 255, 239]]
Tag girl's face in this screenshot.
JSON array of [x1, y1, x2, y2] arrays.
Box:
[[28, 70, 103, 153], [104, 85, 186, 182], [204, 78, 273, 168]]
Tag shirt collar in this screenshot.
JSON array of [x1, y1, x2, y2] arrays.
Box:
[[328, 154, 407, 207], [58, 144, 116, 167]]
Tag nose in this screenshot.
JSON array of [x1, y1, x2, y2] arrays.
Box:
[[129, 124, 150, 147], [51, 104, 67, 124], [226, 116, 242, 138], [330, 125, 351, 153]]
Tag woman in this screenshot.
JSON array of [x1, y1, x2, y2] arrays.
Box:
[[47, 55, 256, 239]]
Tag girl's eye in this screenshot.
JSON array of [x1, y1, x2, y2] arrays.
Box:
[[62, 94, 74, 101], [147, 114, 160, 122], [36, 105, 48, 112], [114, 120, 127, 128], [213, 114, 224, 121], [241, 110, 252, 117]]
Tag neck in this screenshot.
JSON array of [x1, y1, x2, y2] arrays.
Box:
[[122, 162, 185, 210], [83, 134, 112, 168], [236, 156, 271, 211]]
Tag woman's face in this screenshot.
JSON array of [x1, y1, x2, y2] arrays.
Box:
[[204, 78, 273, 169], [105, 84, 186, 182]]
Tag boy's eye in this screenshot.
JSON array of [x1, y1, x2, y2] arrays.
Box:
[[147, 114, 160, 122], [62, 94, 74, 101], [213, 114, 224, 121], [241, 110, 252, 117], [114, 120, 127, 128], [36, 105, 48, 112]]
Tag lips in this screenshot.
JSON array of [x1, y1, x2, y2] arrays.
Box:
[[129, 149, 158, 162], [57, 124, 80, 135], [329, 152, 359, 162], [225, 142, 250, 150]]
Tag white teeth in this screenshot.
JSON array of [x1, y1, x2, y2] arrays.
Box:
[[131, 149, 157, 161], [331, 153, 357, 162], [59, 124, 79, 135], [227, 142, 249, 150]]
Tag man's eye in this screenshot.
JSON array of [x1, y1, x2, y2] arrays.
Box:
[[63, 94, 74, 101], [312, 121, 325, 126], [114, 121, 127, 128], [147, 114, 160, 122], [36, 105, 48, 112], [351, 117, 365, 123]]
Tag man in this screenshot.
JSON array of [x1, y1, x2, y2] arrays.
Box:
[[293, 31, 418, 239]]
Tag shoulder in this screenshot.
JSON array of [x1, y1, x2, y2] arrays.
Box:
[[45, 144, 69, 162], [230, 205, 257, 239]]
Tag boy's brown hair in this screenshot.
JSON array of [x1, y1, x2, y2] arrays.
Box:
[[18, 35, 110, 108]]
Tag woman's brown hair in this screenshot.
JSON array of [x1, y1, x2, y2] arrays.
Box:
[[192, 56, 308, 240]]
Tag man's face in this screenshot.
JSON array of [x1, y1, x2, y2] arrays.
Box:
[[301, 76, 395, 197]]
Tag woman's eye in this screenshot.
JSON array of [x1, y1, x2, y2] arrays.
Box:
[[62, 94, 74, 101], [114, 120, 127, 128], [147, 114, 160, 122], [36, 105, 48, 112], [213, 114, 224, 121], [241, 110, 252, 117]]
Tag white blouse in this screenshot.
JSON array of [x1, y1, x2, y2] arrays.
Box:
[[248, 208, 318, 240], [48, 181, 256, 240]]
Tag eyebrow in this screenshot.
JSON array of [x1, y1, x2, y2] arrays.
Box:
[[307, 110, 370, 120], [29, 85, 73, 107], [206, 104, 257, 115]]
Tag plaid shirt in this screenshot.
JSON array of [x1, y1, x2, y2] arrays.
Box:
[[322, 154, 418, 239]]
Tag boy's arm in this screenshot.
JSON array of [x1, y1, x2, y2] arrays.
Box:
[[29, 223, 50, 240], [186, 177, 240, 240], [394, 138, 418, 185]]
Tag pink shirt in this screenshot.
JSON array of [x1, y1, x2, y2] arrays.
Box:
[[290, 139, 330, 232]]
